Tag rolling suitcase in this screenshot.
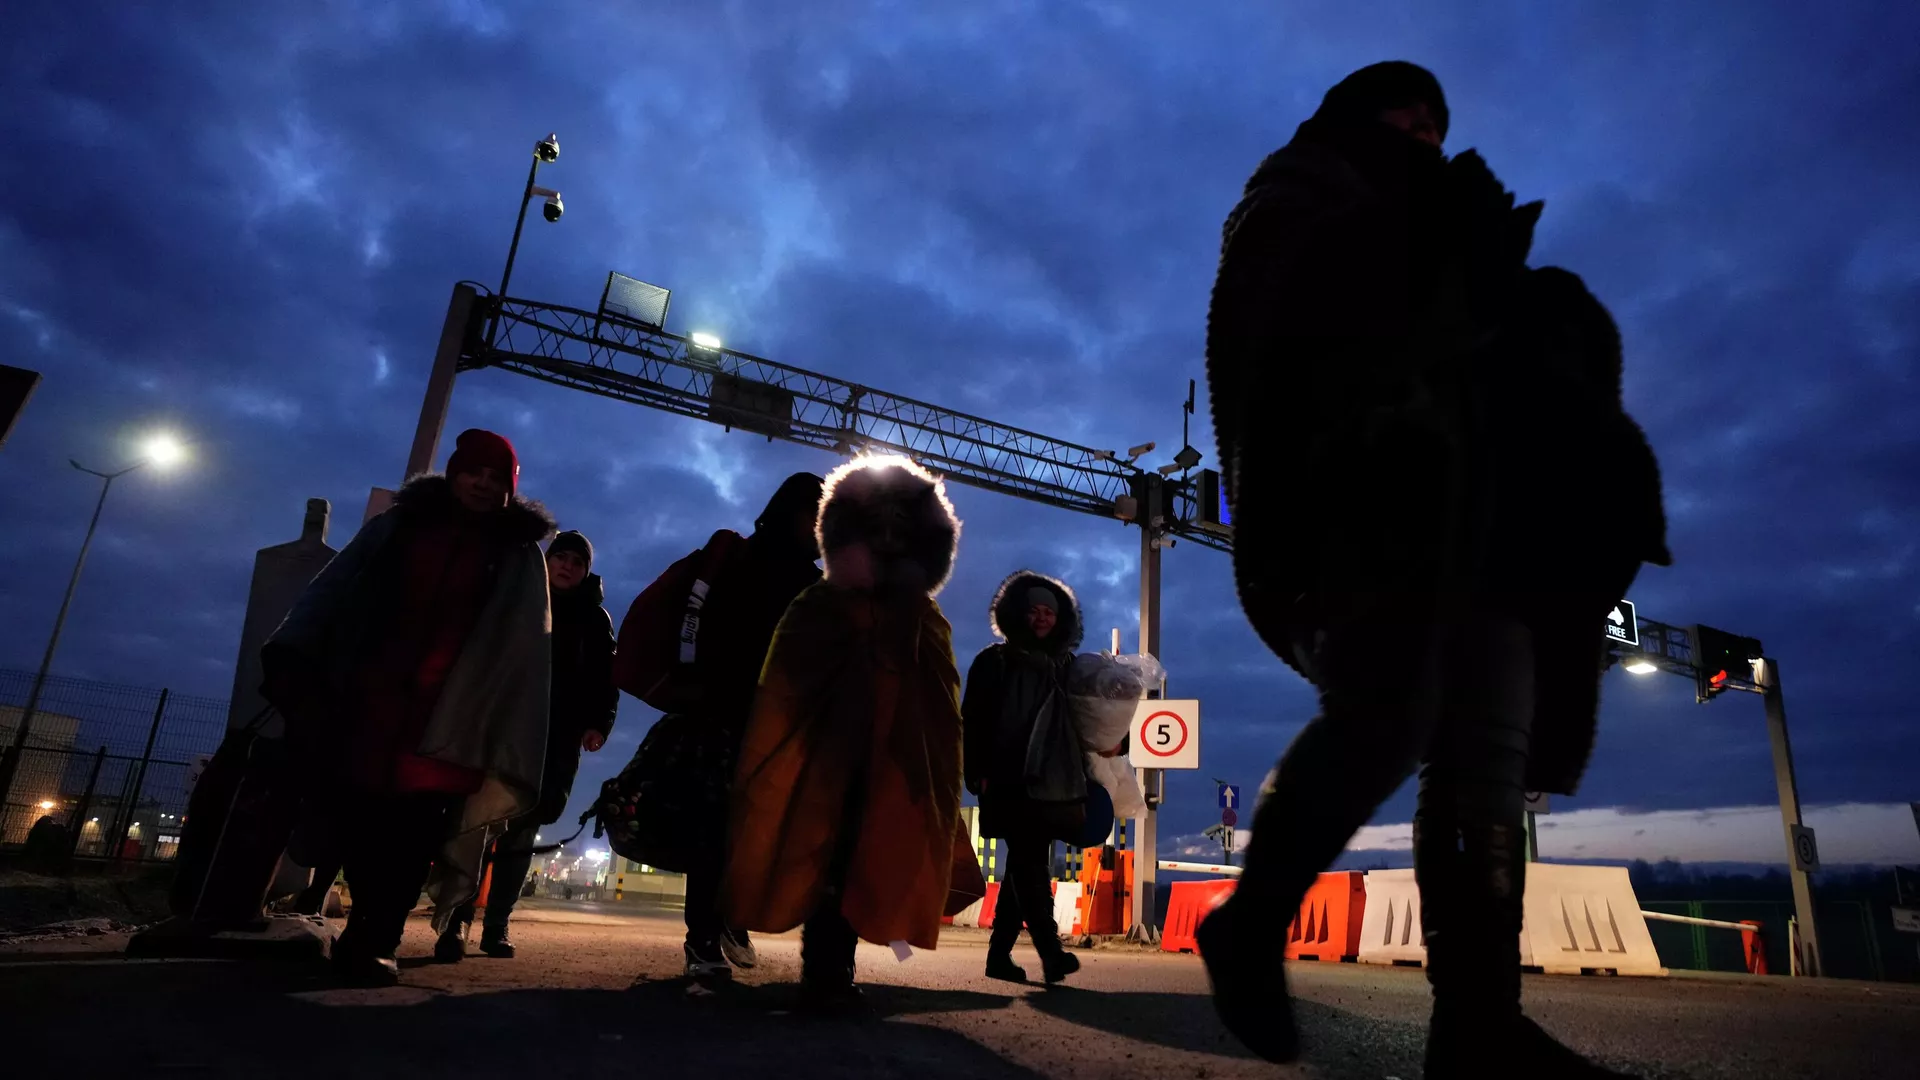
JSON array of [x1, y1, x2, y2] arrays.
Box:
[[167, 708, 305, 927]]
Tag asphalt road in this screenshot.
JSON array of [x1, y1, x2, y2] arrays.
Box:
[[2, 899, 1915, 1079]]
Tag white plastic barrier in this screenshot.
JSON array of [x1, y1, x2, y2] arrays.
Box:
[[1521, 863, 1665, 976], [1053, 880, 1084, 936], [949, 895, 986, 928], [1356, 868, 1427, 965], [1356, 864, 1666, 977]]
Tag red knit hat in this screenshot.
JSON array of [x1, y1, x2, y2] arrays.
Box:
[[445, 428, 519, 493]]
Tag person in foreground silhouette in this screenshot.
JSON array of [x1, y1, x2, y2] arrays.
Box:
[[1200, 60, 1670, 1076]]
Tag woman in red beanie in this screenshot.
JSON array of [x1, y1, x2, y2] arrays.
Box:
[[263, 428, 556, 985]]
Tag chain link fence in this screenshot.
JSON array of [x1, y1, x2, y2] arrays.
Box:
[[0, 669, 228, 861]]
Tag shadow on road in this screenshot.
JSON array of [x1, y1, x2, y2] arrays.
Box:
[[1025, 986, 1427, 1072], [4, 957, 1045, 1079]]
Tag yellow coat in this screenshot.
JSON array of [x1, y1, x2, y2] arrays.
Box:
[[722, 582, 964, 950]]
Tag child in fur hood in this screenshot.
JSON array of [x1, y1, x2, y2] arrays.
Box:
[[721, 455, 965, 1010]]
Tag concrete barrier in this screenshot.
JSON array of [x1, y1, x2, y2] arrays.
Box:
[[1356, 869, 1426, 965]]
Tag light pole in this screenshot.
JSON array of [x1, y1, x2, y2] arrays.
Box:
[[402, 133, 563, 485], [497, 132, 563, 304], [0, 434, 187, 813]]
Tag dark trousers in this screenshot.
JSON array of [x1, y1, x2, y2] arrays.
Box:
[[988, 833, 1065, 959], [683, 858, 726, 951], [1235, 607, 1534, 1020], [336, 791, 459, 959], [450, 818, 538, 932]]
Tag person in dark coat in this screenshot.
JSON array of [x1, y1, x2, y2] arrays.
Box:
[[263, 428, 555, 987], [1198, 62, 1669, 1077], [962, 570, 1087, 986], [436, 529, 616, 961], [678, 471, 826, 981]]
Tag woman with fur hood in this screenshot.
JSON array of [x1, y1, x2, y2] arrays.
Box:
[[261, 429, 554, 986], [961, 570, 1086, 985], [722, 455, 965, 1010]]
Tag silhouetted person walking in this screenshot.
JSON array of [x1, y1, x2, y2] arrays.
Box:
[[1200, 61, 1669, 1076]]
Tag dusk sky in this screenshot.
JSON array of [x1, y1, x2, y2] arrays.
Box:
[[3, 1, 1916, 866]]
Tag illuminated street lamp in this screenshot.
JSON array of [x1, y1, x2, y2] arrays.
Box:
[[1622, 657, 1659, 675], [0, 432, 191, 808]]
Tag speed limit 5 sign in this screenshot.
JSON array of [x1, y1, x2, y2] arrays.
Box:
[[1128, 699, 1202, 770]]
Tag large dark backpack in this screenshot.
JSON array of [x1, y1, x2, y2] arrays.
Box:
[[611, 529, 748, 713]]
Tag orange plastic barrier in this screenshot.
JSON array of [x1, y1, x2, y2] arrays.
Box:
[[977, 882, 1003, 928], [1285, 871, 1367, 961], [1740, 920, 1768, 975], [1076, 847, 1134, 937], [1161, 879, 1237, 953]]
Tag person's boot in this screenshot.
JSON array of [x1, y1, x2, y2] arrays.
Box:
[[433, 923, 467, 963], [799, 910, 866, 1016], [1195, 894, 1297, 1063], [332, 931, 402, 987], [1040, 949, 1080, 986], [985, 950, 1028, 983], [479, 923, 515, 958]]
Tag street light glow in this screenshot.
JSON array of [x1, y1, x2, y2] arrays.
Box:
[[143, 433, 186, 469], [1623, 658, 1659, 675], [690, 331, 723, 350], [38, 799, 55, 810]]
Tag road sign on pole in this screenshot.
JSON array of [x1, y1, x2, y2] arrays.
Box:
[[1605, 599, 1639, 647], [1791, 824, 1821, 874], [1523, 791, 1551, 814], [1129, 699, 1201, 770], [1221, 807, 1238, 829], [1218, 783, 1241, 810]]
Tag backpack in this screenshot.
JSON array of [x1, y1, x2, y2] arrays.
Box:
[[612, 529, 748, 713]]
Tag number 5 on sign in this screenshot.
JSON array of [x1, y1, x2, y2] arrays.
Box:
[[1129, 699, 1201, 770]]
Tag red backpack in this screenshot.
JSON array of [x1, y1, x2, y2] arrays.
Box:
[[613, 529, 749, 713]]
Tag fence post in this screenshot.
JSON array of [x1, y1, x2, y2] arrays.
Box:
[[111, 688, 168, 861], [1688, 901, 1710, 971], [67, 745, 107, 858]]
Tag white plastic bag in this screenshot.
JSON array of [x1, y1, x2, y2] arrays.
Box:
[[1065, 652, 1165, 822]]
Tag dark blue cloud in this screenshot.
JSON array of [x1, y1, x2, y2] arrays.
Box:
[[2, 1, 1915, 854]]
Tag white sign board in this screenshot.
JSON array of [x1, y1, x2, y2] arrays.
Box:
[[1790, 824, 1821, 874], [186, 754, 213, 793], [1892, 907, 1920, 935], [1605, 599, 1639, 648], [1523, 791, 1551, 815], [1129, 699, 1201, 770]]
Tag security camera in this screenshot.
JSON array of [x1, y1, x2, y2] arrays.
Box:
[[1127, 441, 1156, 460], [543, 194, 563, 222], [535, 133, 560, 163]]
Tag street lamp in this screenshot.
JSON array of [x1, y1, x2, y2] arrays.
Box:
[[0, 433, 189, 810], [496, 132, 564, 303], [1622, 657, 1659, 675]]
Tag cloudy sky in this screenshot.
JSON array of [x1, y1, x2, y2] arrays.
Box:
[[3, 1, 1916, 866]]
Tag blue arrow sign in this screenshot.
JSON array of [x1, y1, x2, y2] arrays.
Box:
[[1219, 783, 1241, 810]]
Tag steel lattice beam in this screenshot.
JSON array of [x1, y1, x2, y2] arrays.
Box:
[[465, 296, 1232, 553]]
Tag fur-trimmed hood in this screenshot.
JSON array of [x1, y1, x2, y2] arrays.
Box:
[[391, 473, 556, 547], [817, 455, 961, 596], [988, 570, 1083, 654]]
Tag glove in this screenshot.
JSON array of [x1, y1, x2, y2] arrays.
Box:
[[1442, 150, 1543, 325]]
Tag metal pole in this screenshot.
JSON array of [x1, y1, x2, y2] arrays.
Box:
[[1756, 657, 1821, 977], [496, 156, 540, 303], [67, 745, 107, 858], [112, 688, 168, 861], [1525, 810, 1539, 862], [403, 283, 481, 483], [1129, 476, 1165, 945], [0, 466, 130, 807]]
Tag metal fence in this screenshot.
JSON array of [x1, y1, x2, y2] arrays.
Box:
[[0, 669, 228, 861]]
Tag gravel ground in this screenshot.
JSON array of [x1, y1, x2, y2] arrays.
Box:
[[2, 899, 1915, 1079]]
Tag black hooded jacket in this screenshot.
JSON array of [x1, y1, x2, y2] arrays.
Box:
[[1203, 62, 1670, 794], [962, 571, 1087, 835], [688, 473, 825, 736], [533, 570, 617, 824]]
